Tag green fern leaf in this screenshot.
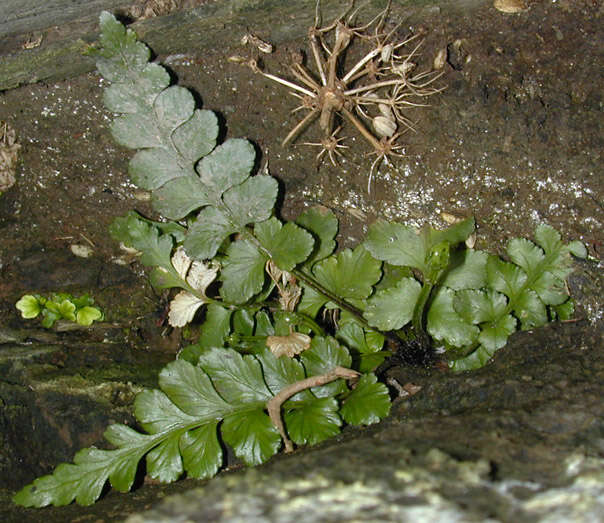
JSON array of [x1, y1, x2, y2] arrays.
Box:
[[14, 334, 391, 507], [449, 345, 495, 372], [102, 63, 170, 113], [453, 289, 508, 324], [478, 314, 517, 351], [486, 256, 528, 301], [426, 287, 480, 348], [364, 277, 422, 330], [222, 410, 282, 466], [284, 397, 342, 446], [364, 218, 474, 276], [97, 12, 150, 78], [301, 337, 352, 398], [151, 175, 212, 220], [197, 138, 255, 194], [179, 423, 222, 479], [13, 429, 158, 507], [296, 206, 338, 266], [335, 322, 387, 372], [255, 218, 315, 271], [198, 304, 233, 351], [172, 109, 219, 161], [220, 239, 268, 303], [153, 86, 195, 132], [110, 113, 162, 149], [298, 246, 381, 315], [364, 219, 426, 271], [184, 206, 237, 260], [197, 348, 273, 403], [109, 211, 174, 271], [439, 249, 488, 290], [158, 360, 231, 417], [256, 349, 308, 397], [507, 238, 546, 276], [314, 246, 382, 301], [129, 148, 190, 190], [340, 373, 391, 425], [513, 288, 548, 329], [427, 217, 475, 248], [223, 175, 278, 228], [146, 436, 183, 483]]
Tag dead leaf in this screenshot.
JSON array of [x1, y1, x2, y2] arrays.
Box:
[[168, 290, 206, 327], [266, 332, 311, 358]]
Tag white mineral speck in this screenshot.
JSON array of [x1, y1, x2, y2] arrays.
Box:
[[70, 244, 94, 258]]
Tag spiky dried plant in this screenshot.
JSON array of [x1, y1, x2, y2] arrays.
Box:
[[242, 1, 444, 190]]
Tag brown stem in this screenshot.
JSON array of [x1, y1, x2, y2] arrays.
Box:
[[290, 63, 322, 93], [267, 366, 360, 452], [309, 31, 328, 86], [259, 71, 315, 98], [282, 109, 320, 146], [340, 106, 382, 151]]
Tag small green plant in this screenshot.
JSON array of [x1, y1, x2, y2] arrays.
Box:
[[15, 293, 103, 328], [13, 13, 586, 508], [363, 220, 586, 371]]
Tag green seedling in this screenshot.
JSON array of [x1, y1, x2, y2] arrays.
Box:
[[16, 293, 103, 328]]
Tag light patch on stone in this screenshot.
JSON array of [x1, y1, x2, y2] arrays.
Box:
[[70, 244, 94, 258]]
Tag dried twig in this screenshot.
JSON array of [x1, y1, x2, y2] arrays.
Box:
[[267, 366, 360, 452]]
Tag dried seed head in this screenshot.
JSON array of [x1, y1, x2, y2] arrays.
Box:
[[493, 0, 527, 13], [393, 61, 416, 75], [228, 55, 248, 63], [433, 48, 447, 70], [256, 40, 273, 54], [440, 211, 460, 224], [334, 23, 353, 51], [241, 33, 273, 53], [70, 244, 94, 258], [373, 115, 397, 138], [381, 43, 394, 62], [119, 242, 142, 256], [378, 103, 394, 121]]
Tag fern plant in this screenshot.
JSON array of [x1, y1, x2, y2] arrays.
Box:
[[13, 13, 390, 508], [13, 12, 586, 508], [425, 226, 586, 370]]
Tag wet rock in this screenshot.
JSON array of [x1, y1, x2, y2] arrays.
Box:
[[0, 341, 170, 491], [122, 321, 602, 522]]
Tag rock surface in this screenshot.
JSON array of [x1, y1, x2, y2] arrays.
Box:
[[0, 0, 602, 521], [1, 320, 602, 522], [125, 321, 604, 522]]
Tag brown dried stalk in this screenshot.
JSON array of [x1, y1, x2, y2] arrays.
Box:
[[267, 366, 360, 452], [245, 0, 444, 189]]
